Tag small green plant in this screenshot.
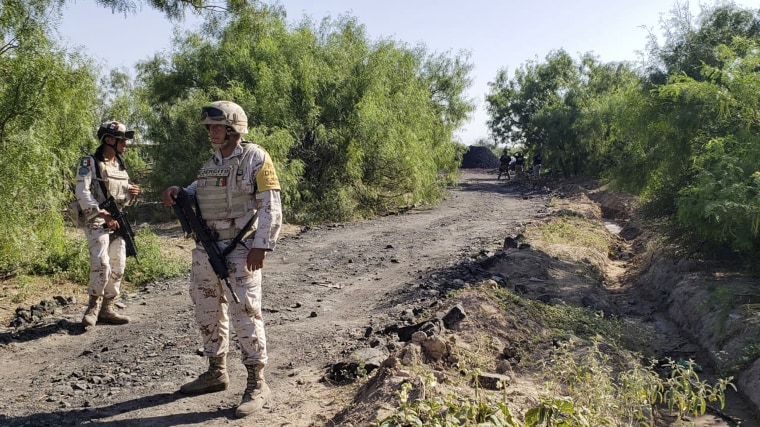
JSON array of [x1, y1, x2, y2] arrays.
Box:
[[532, 339, 615, 426], [660, 358, 735, 421], [528, 338, 735, 427], [374, 371, 521, 427], [524, 397, 597, 427], [39, 236, 90, 284]]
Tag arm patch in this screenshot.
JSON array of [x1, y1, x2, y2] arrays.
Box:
[[256, 154, 281, 192]]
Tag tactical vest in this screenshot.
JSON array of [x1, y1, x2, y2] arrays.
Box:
[[101, 160, 131, 204], [86, 156, 131, 205], [196, 143, 256, 221]]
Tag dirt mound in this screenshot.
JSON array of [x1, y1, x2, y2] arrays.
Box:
[[460, 145, 500, 169]]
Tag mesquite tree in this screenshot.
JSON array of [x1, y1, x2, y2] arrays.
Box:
[[137, 3, 473, 223], [0, 0, 100, 272]]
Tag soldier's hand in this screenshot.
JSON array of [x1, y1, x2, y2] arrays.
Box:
[[161, 186, 180, 206], [129, 184, 140, 197], [247, 248, 266, 271], [102, 213, 119, 230]]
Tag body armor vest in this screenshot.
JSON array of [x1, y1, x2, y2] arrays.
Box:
[[101, 161, 131, 204], [196, 143, 256, 220]]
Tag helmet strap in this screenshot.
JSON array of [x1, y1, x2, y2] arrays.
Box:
[[225, 126, 237, 140], [101, 137, 119, 160]]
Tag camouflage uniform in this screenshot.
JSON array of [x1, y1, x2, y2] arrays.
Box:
[[184, 141, 282, 366], [165, 100, 281, 418], [75, 141, 135, 300]]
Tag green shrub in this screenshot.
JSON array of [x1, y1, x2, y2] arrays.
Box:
[[529, 340, 735, 426], [124, 228, 188, 287], [41, 228, 188, 289]]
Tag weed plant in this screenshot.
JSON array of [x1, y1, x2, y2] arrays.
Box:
[[528, 340, 734, 426], [374, 372, 521, 427], [122, 228, 189, 286]]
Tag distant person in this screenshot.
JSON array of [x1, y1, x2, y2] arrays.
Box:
[[514, 152, 525, 179], [532, 153, 542, 178], [161, 100, 282, 419], [498, 151, 512, 180], [74, 121, 140, 328]]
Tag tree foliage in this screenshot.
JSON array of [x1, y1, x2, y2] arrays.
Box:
[[646, 1, 760, 84], [486, 1, 760, 259], [619, 3, 760, 256], [486, 50, 639, 177], [666, 42, 760, 253], [0, 0, 99, 272], [137, 3, 473, 223], [93, 0, 232, 20]]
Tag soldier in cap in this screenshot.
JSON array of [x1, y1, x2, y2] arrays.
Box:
[[161, 100, 282, 418], [75, 121, 140, 328]]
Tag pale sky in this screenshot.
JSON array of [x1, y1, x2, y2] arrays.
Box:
[[57, 0, 757, 144]]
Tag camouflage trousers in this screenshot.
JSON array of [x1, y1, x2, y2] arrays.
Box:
[[85, 225, 126, 298], [190, 242, 267, 366]]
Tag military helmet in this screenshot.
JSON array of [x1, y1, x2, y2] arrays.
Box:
[[200, 101, 248, 134], [97, 121, 134, 143]]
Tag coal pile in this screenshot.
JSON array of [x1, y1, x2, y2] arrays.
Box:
[[461, 146, 500, 169]]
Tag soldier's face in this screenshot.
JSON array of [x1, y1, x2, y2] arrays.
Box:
[[115, 138, 128, 153], [207, 124, 228, 148]]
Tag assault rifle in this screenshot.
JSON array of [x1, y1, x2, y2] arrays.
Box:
[[171, 189, 240, 303], [99, 196, 139, 263]]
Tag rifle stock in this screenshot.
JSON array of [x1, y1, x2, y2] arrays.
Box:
[[171, 189, 240, 303], [99, 196, 139, 263]]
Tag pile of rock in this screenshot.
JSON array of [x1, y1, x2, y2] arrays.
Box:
[[460, 146, 500, 169], [8, 296, 76, 329]]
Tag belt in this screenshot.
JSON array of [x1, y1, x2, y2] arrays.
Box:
[[214, 227, 254, 241]]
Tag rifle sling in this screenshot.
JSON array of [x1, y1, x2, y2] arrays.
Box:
[[92, 156, 111, 202], [221, 215, 255, 257], [189, 194, 256, 258]]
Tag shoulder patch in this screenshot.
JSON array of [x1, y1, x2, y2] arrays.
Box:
[[256, 154, 281, 192], [80, 158, 91, 168], [79, 166, 90, 176]]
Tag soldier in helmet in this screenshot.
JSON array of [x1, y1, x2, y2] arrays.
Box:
[[75, 121, 140, 328], [161, 101, 282, 418]]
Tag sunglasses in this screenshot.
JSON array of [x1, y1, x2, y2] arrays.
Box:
[[200, 107, 227, 121]]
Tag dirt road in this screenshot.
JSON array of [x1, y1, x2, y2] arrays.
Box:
[[3, 169, 758, 427], [0, 169, 547, 426]]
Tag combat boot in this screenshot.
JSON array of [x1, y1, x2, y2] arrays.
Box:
[[180, 355, 229, 395], [98, 297, 130, 324], [81, 295, 102, 327], [235, 364, 271, 418]]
